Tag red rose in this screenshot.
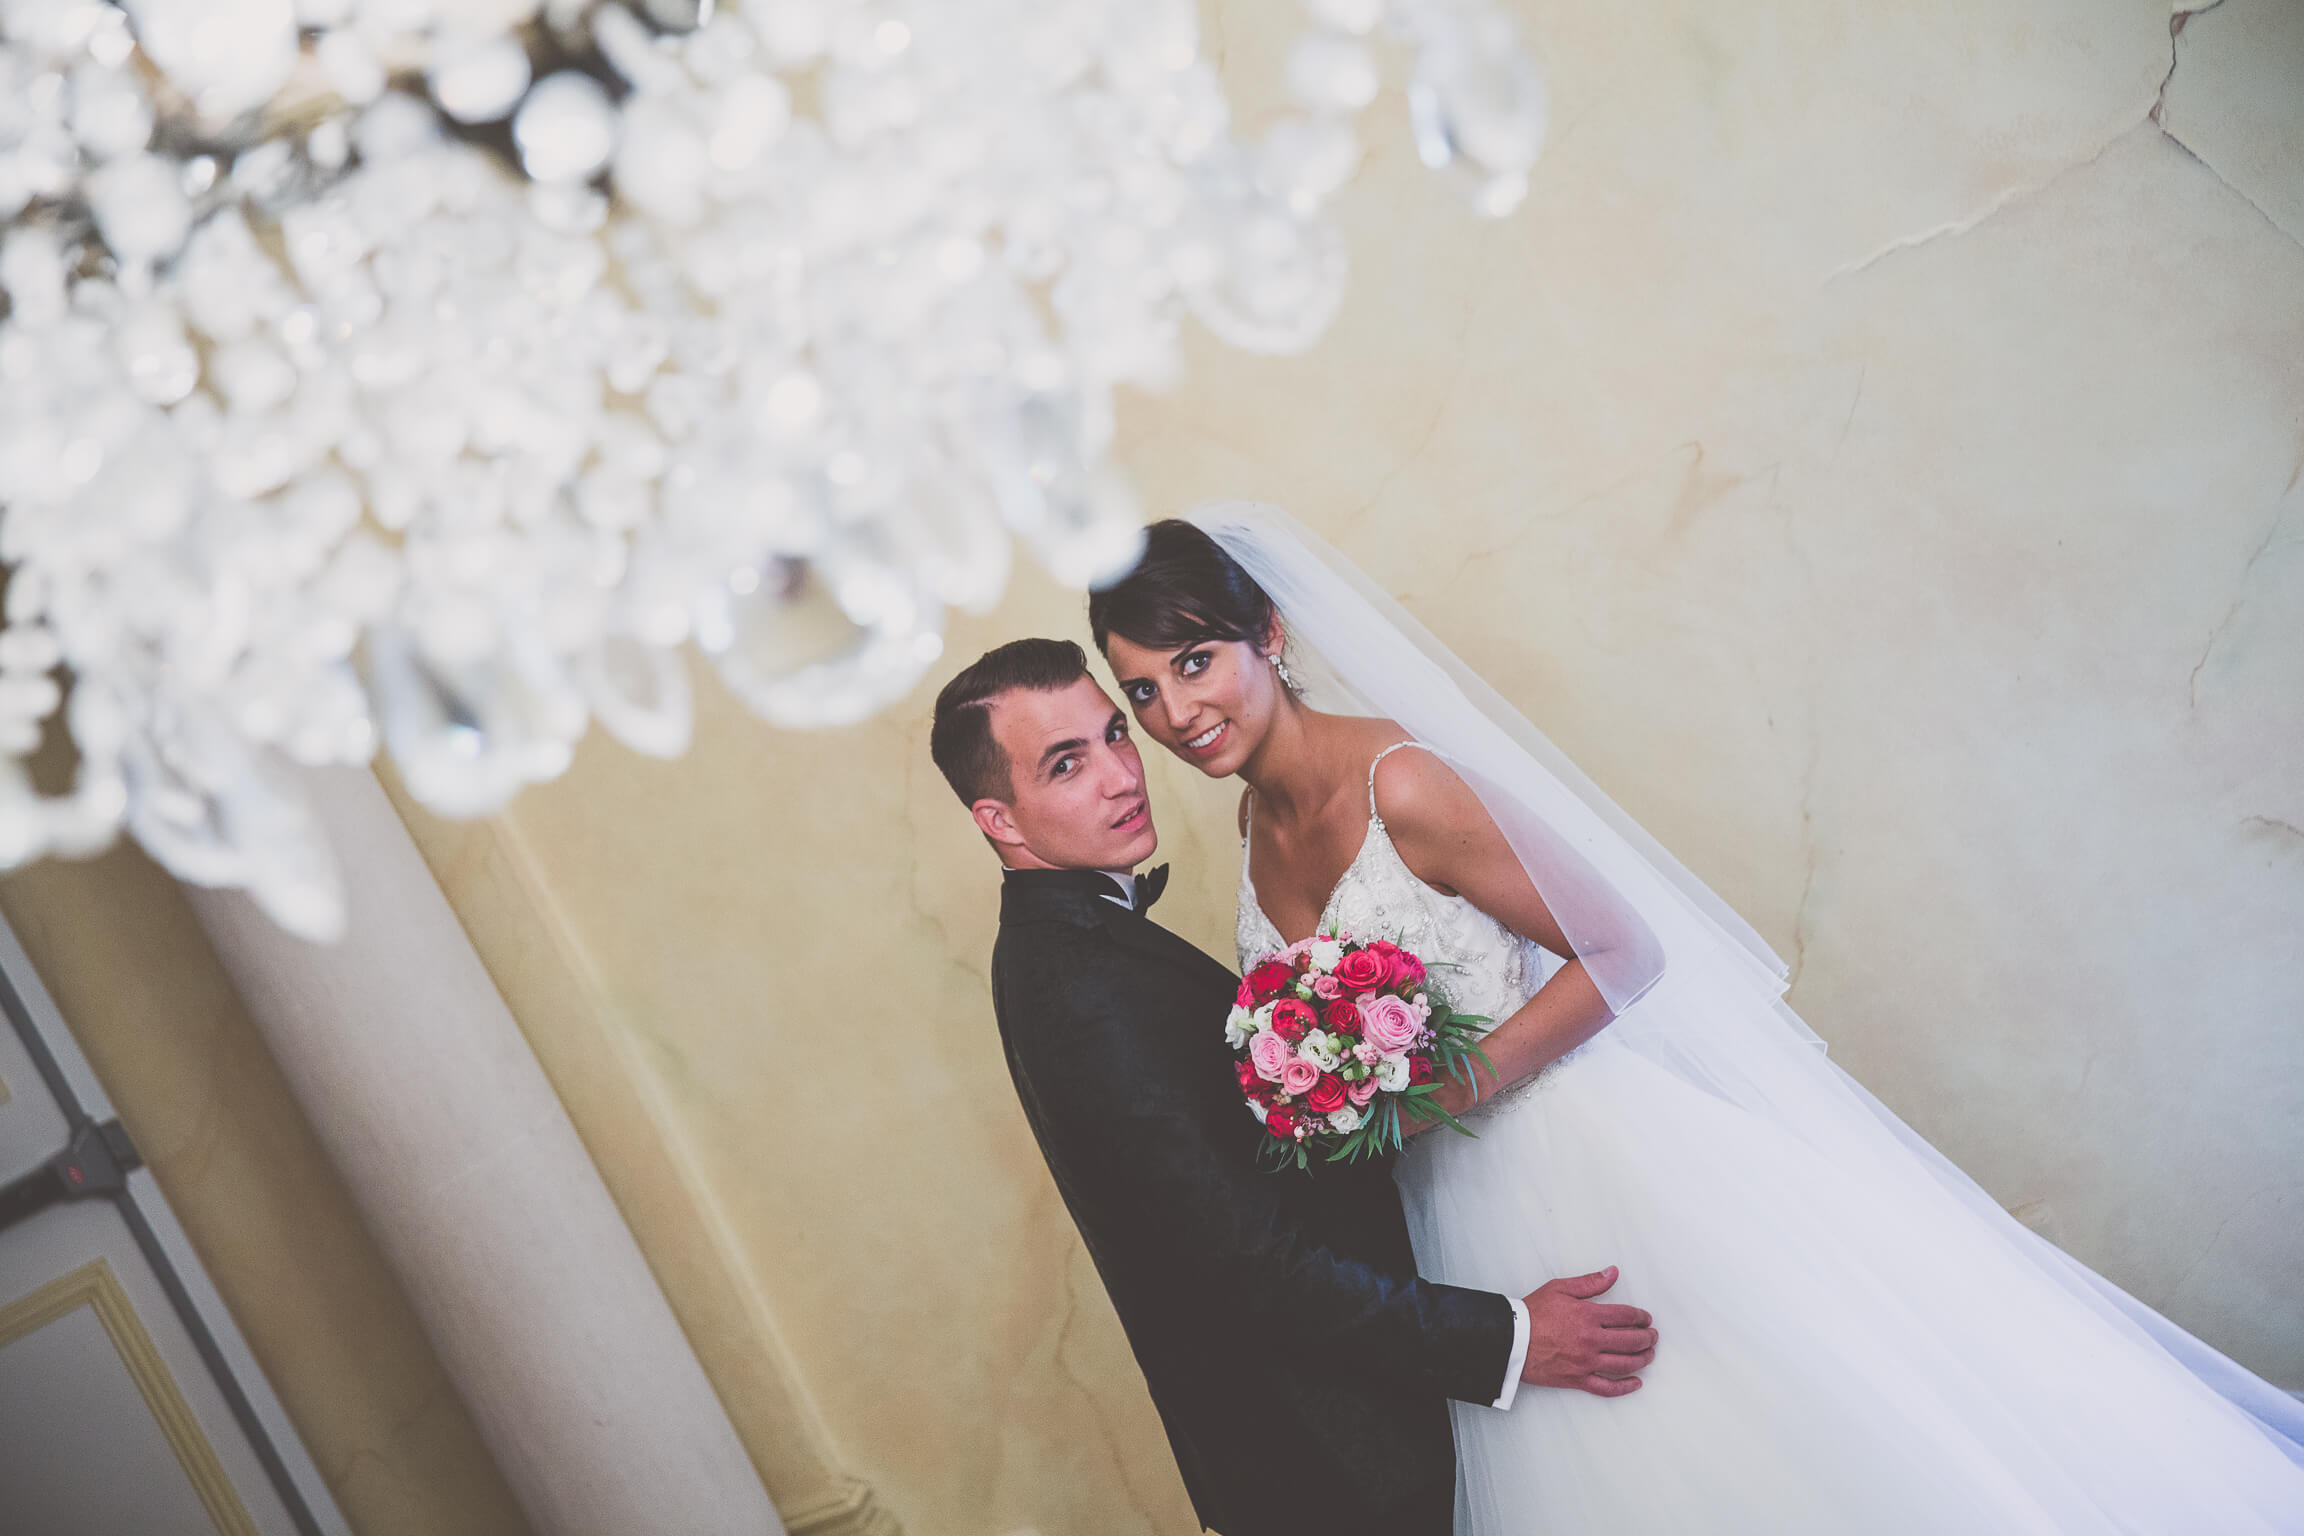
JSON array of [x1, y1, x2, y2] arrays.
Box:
[[1270, 998, 1318, 1044], [1355, 940, 1414, 990], [1305, 1073, 1348, 1114], [1409, 1054, 1436, 1085], [1235, 979, 1256, 1010], [1323, 997, 1363, 1037], [1265, 1105, 1298, 1139], [1244, 960, 1295, 1004], [1331, 946, 1389, 993], [1234, 1059, 1260, 1092]]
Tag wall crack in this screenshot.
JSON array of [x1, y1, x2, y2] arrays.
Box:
[[2187, 495, 2294, 709], [2151, 0, 2300, 251], [2150, 0, 2229, 129], [1832, 0, 2300, 283], [1825, 126, 2141, 282]]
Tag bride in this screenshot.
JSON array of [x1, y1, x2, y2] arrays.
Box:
[[1087, 504, 2304, 1533]]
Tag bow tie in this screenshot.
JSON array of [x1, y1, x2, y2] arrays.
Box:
[[1131, 864, 1170, 913]]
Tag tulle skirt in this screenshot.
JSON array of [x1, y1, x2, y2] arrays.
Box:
[[1396, 1036, 2304, 1534]]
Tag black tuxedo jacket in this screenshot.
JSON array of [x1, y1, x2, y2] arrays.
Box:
[[991, 868, 1514, 1536]]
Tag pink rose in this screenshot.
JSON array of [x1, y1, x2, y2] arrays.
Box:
[[1279, 1057, 1321, 1097], [1310, 972, 1343, 1000], [1361, 994, 1422, 1053], [1331, 947, 1389, 993], [1248, 1031, 1292, 1084], [1347, 1077, 1380, 1107]]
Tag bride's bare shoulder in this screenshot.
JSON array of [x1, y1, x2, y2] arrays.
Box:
[[1367, 737, 1487, 843]]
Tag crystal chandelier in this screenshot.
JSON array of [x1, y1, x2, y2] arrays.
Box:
[[0, 0, 1546, 939]]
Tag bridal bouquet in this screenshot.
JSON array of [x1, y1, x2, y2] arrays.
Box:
[[1229, 933, 1490, 1171]]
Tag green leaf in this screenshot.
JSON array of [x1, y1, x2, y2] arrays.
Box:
[[1399, 1089, 1478, 1138], [1424, 1100, 1479, 1137]]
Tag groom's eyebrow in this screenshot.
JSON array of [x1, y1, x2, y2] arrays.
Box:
[[1035, 735, 1090, 775], [1033, 712, 1125, 776]]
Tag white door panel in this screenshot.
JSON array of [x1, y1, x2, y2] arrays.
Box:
[[0, 914, 351, 1536]]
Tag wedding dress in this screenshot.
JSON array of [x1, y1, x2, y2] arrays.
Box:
[[1202, 493, 2304, 1533], [1237, 745, 2304, 1531]]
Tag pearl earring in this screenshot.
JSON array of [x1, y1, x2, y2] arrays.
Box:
[[1267, 652, 1301, 692]]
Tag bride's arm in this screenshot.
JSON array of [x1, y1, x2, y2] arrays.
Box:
[[1375, 748, 1618, 1124]]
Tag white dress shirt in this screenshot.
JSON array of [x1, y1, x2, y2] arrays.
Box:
[[1494, 1296, 1531, 1408]]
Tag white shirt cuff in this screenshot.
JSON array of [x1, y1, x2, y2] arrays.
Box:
[[1491, 1295, 1530, 1410]]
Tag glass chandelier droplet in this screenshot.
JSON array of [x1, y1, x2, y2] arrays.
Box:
[[0, 0, 1551, 933], [694, 553, 944, 730]]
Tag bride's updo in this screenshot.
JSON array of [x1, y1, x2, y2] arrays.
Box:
[[1088, 519, 1276, 654]]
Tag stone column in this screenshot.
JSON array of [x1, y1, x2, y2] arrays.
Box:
[[186, 767, 782, 1536]]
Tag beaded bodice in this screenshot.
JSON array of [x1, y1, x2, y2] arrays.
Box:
[[1234, 743, 1581, 1116]]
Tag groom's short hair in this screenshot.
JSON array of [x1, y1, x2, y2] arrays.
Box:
[[930, 638, 1090, 805]]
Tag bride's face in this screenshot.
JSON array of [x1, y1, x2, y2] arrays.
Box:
[[1103, 630, 1283, 779]]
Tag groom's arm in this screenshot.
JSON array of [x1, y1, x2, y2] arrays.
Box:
[[1020, 973, 1518, 1405]]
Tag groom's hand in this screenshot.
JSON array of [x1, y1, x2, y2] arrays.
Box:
[[1520, 1266, 1656, 1398]]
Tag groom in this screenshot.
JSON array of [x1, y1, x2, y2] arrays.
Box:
[[933, 638, 1657, 1536]]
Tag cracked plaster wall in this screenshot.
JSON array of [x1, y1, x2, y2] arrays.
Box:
[[388, 1, 2302, 1532]]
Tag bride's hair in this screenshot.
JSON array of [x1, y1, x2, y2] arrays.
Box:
[[1088, 519, 1276, 655]]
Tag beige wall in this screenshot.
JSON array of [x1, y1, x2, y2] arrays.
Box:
[[0, 847, 531, 1536], [385, 1, 2303, 1533]]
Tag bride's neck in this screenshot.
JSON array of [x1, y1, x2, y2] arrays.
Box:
[[1239, 701, 1352, 822]]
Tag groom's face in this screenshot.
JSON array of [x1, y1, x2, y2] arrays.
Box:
[[974, 676, 1160, 871]]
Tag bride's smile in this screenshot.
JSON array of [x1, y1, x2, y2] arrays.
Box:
[[1103, 632, 1282, 781]]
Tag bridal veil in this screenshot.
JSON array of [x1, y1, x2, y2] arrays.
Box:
[[1187, 499, 2304, 1465]]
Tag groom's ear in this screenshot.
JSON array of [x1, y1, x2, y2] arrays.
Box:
[[972, 797, 1027, 851]]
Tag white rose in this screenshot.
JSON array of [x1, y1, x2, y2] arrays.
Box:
[[1375, 1053, 1411, 1092], [1224, 1005, 1256, 1048], [1252, 1001, 1277, 1033], [1247, 1099, 1269, 1123], [1326, 1106, 1363, 1134], [1308, 937, 1344, 972], [1300, 1029, 1343, 1071]]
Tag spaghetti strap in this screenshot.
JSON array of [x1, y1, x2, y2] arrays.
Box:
[[1366, 739, 1440, 820]]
